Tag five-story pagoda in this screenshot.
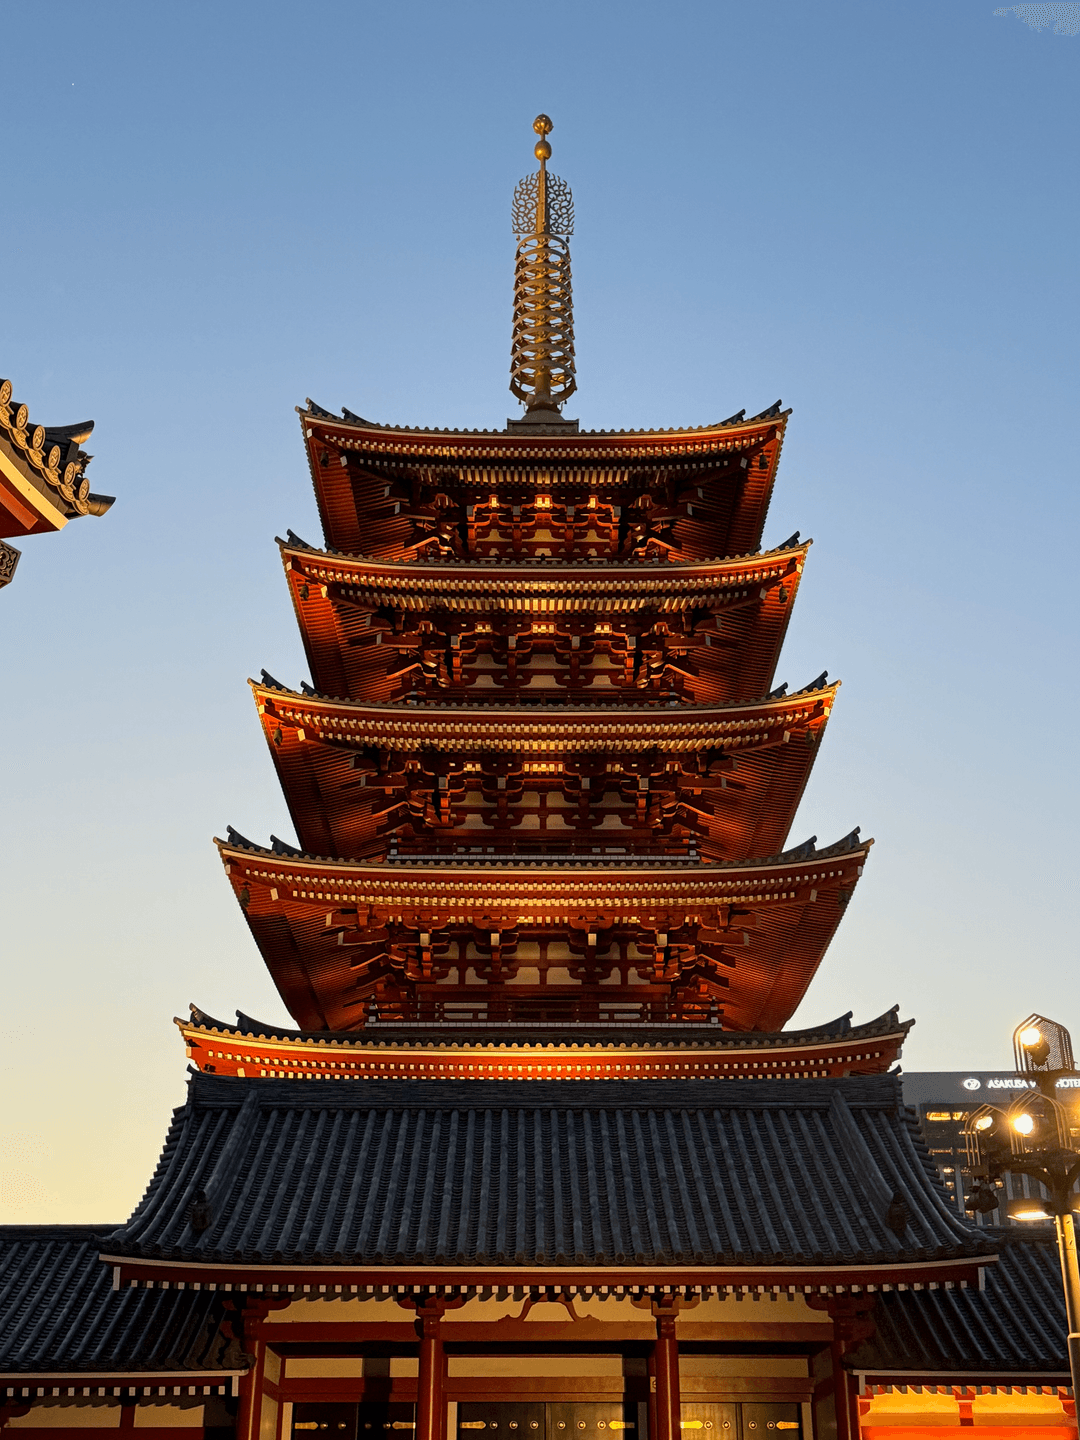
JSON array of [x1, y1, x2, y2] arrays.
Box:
[[212, 115, 873, 1048]]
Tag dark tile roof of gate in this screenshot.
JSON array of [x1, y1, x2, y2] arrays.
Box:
[[103, 1073, 992, 1269], [0, 1226, 239, 1375], [848, 1228, 1069, 1377]]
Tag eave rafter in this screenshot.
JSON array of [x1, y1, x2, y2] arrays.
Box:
[[177, 1003, 912, 1083], [102, 1254, 988, 1296], [253, 677, 837, 753], [280, 538, 808, 610]]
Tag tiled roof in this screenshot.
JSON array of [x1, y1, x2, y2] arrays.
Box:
[[278, 529, 805, 569], [106, 1074, 990, 1270], [0, 380, 113, 522], [848, 1229, 1068, 1376], [0, 1226, 239, 1375]]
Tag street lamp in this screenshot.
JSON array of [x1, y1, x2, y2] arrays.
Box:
[[962, 1014, 1080, 1404]]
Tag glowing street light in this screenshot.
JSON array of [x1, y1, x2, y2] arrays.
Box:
[[1007, 1198, 1053, 1222], [962, 1014, 1080, 1405], [1019, 1025, 1052, 1067]]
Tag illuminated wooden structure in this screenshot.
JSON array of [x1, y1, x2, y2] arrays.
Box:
[[176, 1005, 912, 1083], [0, 375, 113, 586], [219, 392, 868, 1032], [0, 120, 1073, 1440]]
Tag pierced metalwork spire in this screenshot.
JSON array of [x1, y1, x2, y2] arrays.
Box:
[[510, 115, 577, 416]]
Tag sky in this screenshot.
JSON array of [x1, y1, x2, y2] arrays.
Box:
[[0, 0, 1077, 1223]]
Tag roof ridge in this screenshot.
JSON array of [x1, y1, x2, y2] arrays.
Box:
[[298, 400, 791, 440], [216, 828, 869, 869]]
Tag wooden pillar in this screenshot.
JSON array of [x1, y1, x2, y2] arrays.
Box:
[[646, 1346, 658, 1440], [416, 1304, 446, 1440], [235, 1335, 265, 1440], [229, 1297, 288, 1440], [806, 1296, 877, 1440], [651, 1299, 681, 1440], [829, 1337, 855, 1440]]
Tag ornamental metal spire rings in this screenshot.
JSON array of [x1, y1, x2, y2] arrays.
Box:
[[510, 115, 577, 417]]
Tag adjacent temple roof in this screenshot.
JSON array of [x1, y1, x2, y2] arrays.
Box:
[[0, 1226, 240, 1383], [848, 1228, 1069, 1380], [102, 1072, 989, 1281], [0, 377, 114, 542], [2, 1223, 1066, 1389]]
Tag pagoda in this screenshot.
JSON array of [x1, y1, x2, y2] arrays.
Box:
[[3, 117, 1074, 1440], [215, 112, 871, 1039]]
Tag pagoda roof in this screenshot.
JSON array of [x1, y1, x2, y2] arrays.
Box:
[[279, 533, 808, 610], [282, 538, 806, 706], [177, 1004, 911, 1083], [301, 398, 788, 446], [0, 1225, 240, 1385], [252, 677, 836, 865], [253, 674, 836, 753], [219, 823, 868, 895], [848, 1228, 1069, 1381], [299, 403, 787, 559], [102, 1071, 992, 1289], [0, 380, 114, 540], [216, 829, 870, 1033], [183, 1003, 905, 1052]]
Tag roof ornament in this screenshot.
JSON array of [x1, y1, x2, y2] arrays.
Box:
[[509, 115, 577, 424]]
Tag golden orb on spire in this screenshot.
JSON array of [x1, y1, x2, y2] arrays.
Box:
[[533, 114, 553, 161]]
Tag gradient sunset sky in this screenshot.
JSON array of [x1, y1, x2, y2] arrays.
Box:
[[1, 0, 1077, 1222]]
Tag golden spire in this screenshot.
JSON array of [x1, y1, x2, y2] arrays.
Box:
[[510, 115, 577, 418]]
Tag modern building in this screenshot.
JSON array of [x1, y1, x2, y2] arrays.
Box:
[[903, 1072, 1080, 1222], [1, 120, 1074, 1440]]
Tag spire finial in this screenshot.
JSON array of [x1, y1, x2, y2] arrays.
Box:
[[510, 115, 577, 418]]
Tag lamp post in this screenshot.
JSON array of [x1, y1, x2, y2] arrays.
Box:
[[962, 1015, 1080, 1404]]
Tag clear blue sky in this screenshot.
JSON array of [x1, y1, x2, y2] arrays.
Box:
[[1, 0, 1077, 1222]]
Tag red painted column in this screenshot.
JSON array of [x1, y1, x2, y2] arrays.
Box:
[[806, 1296, 877, 1440], [416, 1306, 446, 1440], [652, 1301, 681, 1440], [830, 1338, 855, 1440], [235, 1336, 265, 1440]]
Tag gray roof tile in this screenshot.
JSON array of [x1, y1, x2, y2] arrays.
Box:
[[848, 1229, 1068, 1375], [0, 1227, 239, 1374], [107, 1074, 990, 1269]]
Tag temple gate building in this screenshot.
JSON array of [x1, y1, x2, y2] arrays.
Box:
[[1, 118, 1074, 1440]]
